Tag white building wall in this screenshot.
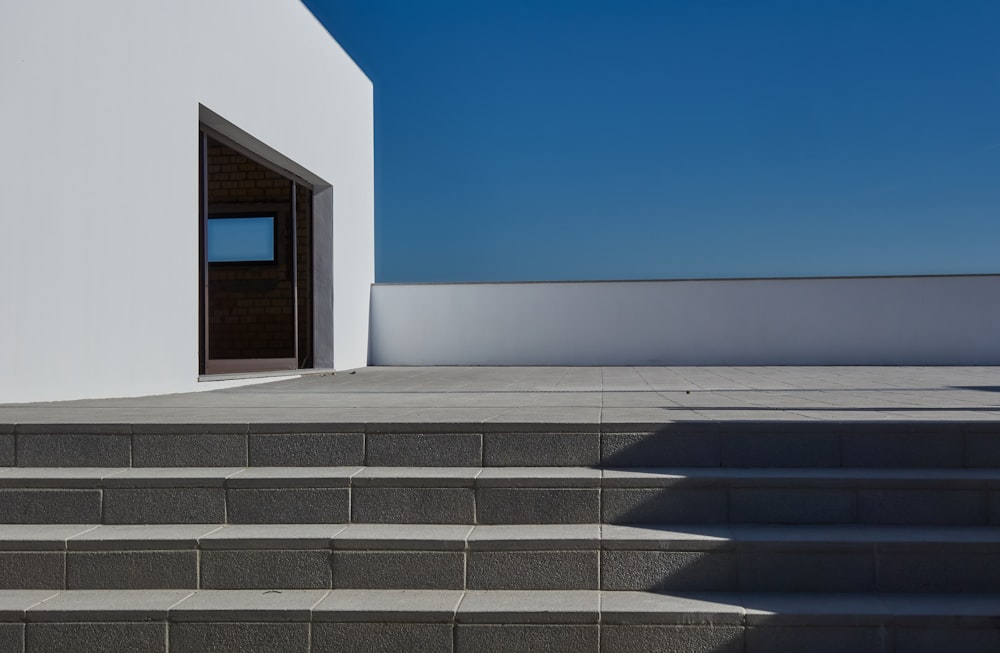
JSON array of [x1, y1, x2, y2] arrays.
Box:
[[0, 0, 374, 403], [370, 276, 1000, 365]]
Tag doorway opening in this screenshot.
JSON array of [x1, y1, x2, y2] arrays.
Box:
[[199, 131, 313, 375]]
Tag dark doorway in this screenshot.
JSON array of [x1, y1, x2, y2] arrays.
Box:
[[199, 132, 313, 374]]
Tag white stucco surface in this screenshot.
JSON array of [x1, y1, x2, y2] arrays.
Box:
[[370, 276, 1000, 366], [0, 0, 374, 402]]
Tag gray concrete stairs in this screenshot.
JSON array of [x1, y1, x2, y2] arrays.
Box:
[[1, 422, 1000, 651]]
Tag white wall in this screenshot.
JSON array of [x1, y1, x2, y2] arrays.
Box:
[[370, 276, 1000, 365], [0, 0, 374, 402]]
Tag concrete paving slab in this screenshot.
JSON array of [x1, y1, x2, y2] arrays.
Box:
[[102, 468, 245, 488], [477, 467, 601, 488], [741, 593, 891, 626], [601, 525, 734, 550], [352, 467, 481, 487], [468, 525, 600, 550], [600, 591, 744, 625], [0, 468, 125, 488], [0, 525, 98, 550], [312, 589, 464, 622], [170, 590, 330, 622], [2, 367, 998, 426], [25, 589, 193, 621], [333, 524, 472, 550], [199, 525, 348, 549], [66, 525, 223, 550], [457, 590, 600, 624], [0, 591, 61, 621], [226, 467, 360, 488]]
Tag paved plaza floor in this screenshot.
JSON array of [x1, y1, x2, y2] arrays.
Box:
[[3, 367, 1000, 424]]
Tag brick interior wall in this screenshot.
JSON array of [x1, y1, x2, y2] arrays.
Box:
[[205, 139, 312, 363]]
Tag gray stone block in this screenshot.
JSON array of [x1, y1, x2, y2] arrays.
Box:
[[893, 627, 1000, 653], [332, 551, 464, 589], [602, 431, 720, 467], [66, 551, 197, 589], [352, 488, 474, 524], [730, 489, 856, 524], [0, 490, 102, 524], [737, 551, 874, 592], [227, 488, 349, 524], [366, 433, 481, 466], [601, 625, 743, 653], [990, 492, 1000, 524], [333, 551, 465, 590], [103, 489, 225, 524], [132, 433, 246, 467], [200, 550, 332, 589], [721, 431, 840, 467], [476, 489, 599, 524], [601, 489, 727, 524], [841, 431, 963, 468], [168, 622, 309, 653], [965, 433, 1000, 468], [27, 622, 166, 653], [601, 551, 737, 591], [877, 552, 1000, 592], [0, 624, 21, 653], [455, 624, 599, 653], [17, 434, 131, 467], [0, 434, 13, 467], [312, 623, 454, 653], [248, 433, 364, 466], [482, 433, 599, 466], [859, 489, 985, 525], [0, 552, 64, 589], [467, 551, 598, 590], [745, 626, 883, 653]]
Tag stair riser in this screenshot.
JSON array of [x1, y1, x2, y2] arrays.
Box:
[[3, 547, 998, 593], [6, 423, 1000, 468], [2, 618, 998, 653], [1, 485, 997, 526]]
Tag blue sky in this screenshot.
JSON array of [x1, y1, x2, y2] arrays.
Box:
[[304, 0, 1000, 282]]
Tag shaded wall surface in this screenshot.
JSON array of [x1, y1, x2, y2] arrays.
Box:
[[370, 275, 1000, 365]]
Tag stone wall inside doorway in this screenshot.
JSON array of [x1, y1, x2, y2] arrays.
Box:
[[205, 139, 312, 364]]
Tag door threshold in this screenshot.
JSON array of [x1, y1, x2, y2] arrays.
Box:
[[198, 368, 336, 382]]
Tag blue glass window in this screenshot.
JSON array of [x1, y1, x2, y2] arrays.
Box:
[[207, 216, 275, 263]]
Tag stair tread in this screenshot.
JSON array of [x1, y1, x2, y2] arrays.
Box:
[[3, 523, 1000, 551], [2, 589, 999, 625], [3, 466, 1000, 489]]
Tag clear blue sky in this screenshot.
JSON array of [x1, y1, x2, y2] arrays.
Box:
[[303, 0, 1000, 283]]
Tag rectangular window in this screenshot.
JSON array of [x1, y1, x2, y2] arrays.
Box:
[[207, 216, 275, 263]]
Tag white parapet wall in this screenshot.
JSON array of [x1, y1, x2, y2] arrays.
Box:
[[370, 275, 1000, 365], [0, 0, 373, 402]]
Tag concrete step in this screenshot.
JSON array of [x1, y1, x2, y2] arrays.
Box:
[[3, 523, 1000, 593], [1, 589, 999, 652], [2, 466, 999, 526], [5, 420, 1000, 468]]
